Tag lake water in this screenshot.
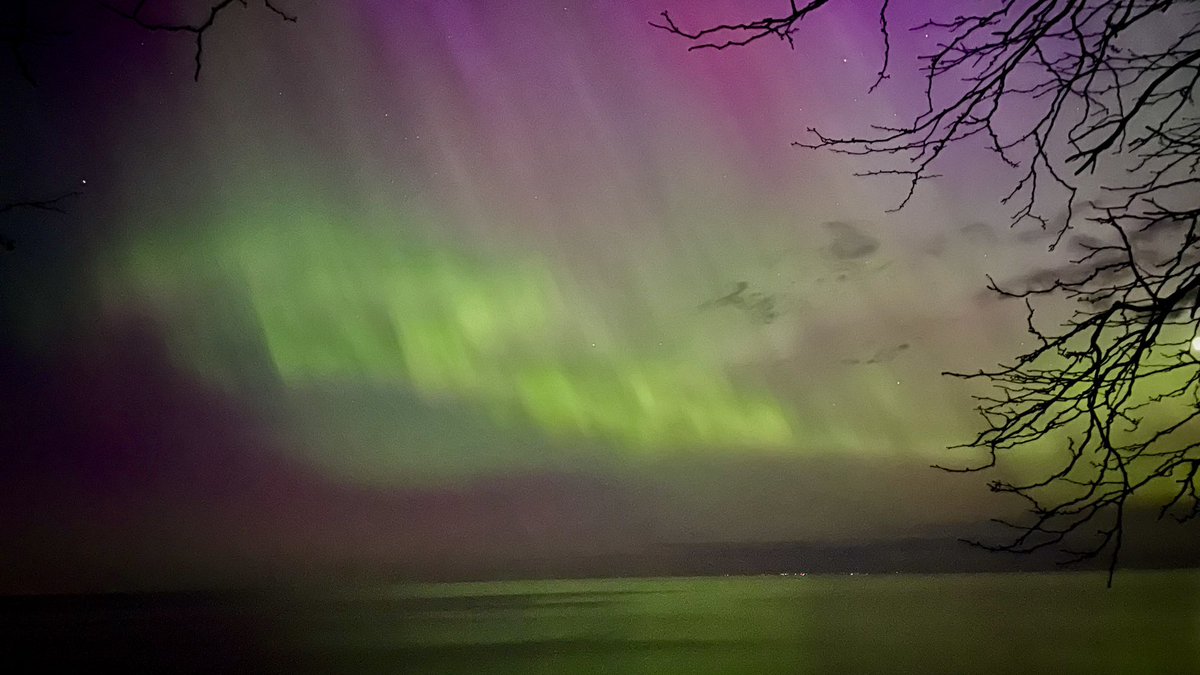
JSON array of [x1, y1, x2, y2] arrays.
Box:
[[9, 571, 1198, 673]]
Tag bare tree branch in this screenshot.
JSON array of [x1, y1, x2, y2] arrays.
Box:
[[0, 0, 68, 85], [0, 191, 80, 252], [103, 0, 296, 81], [659, 0, 1200, 584], [0, 191, 80, 216], [869, 0, 891, 94], [649, 1, 835, 51]]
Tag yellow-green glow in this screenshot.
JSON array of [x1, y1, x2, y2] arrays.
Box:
[[108, 209, 794, 451]]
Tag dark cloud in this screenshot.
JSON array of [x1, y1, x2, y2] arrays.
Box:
[[1014, 202, 1101, 247], [698, 281, 779, 324], [997, 250, 1133, 296], [1129, 215, 1189, 245], [1015, 226, 1051, 244], [1066, 234, 1107, 253], [824, 221, 879, 260], [1011, 268, 1065, 291], [841, 342, 911, 366], [959, 222, 996, 243]]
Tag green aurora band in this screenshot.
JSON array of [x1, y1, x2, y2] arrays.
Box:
[[108, 208, 793, 452]]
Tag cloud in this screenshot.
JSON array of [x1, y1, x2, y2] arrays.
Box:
[[840, 342, 911, 365], [823, 221, 879, 260], [959, 222, 997, 243]]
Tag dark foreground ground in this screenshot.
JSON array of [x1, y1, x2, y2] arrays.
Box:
[[4, 571, 1198, 673]]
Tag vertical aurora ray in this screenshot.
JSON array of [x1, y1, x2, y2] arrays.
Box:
[[78, 0, 1049, 480], [106, 206, 795, 455], [14, 1, 1200, 596]]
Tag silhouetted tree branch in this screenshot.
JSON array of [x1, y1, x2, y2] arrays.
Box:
[[0, 0, 68, 85], [659, 0, 1200, 585], [103, 0, 297, 81], [0, 191, 79, 252], [3, 2, 298, 261], [651, 1, 894, 93], [3, 1, 298, 86]]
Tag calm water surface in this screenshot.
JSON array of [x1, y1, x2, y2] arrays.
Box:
[[9, 571, 1199, 673]]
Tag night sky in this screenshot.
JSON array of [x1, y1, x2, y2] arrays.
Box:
[[1, 1, 1186, 593]]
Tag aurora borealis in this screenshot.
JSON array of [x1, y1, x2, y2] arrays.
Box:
[[110, 210, 794, 453], [2, 1, 1193, 592]]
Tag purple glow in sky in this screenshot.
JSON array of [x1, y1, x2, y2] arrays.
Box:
[[1, 0, 1191, 592]]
